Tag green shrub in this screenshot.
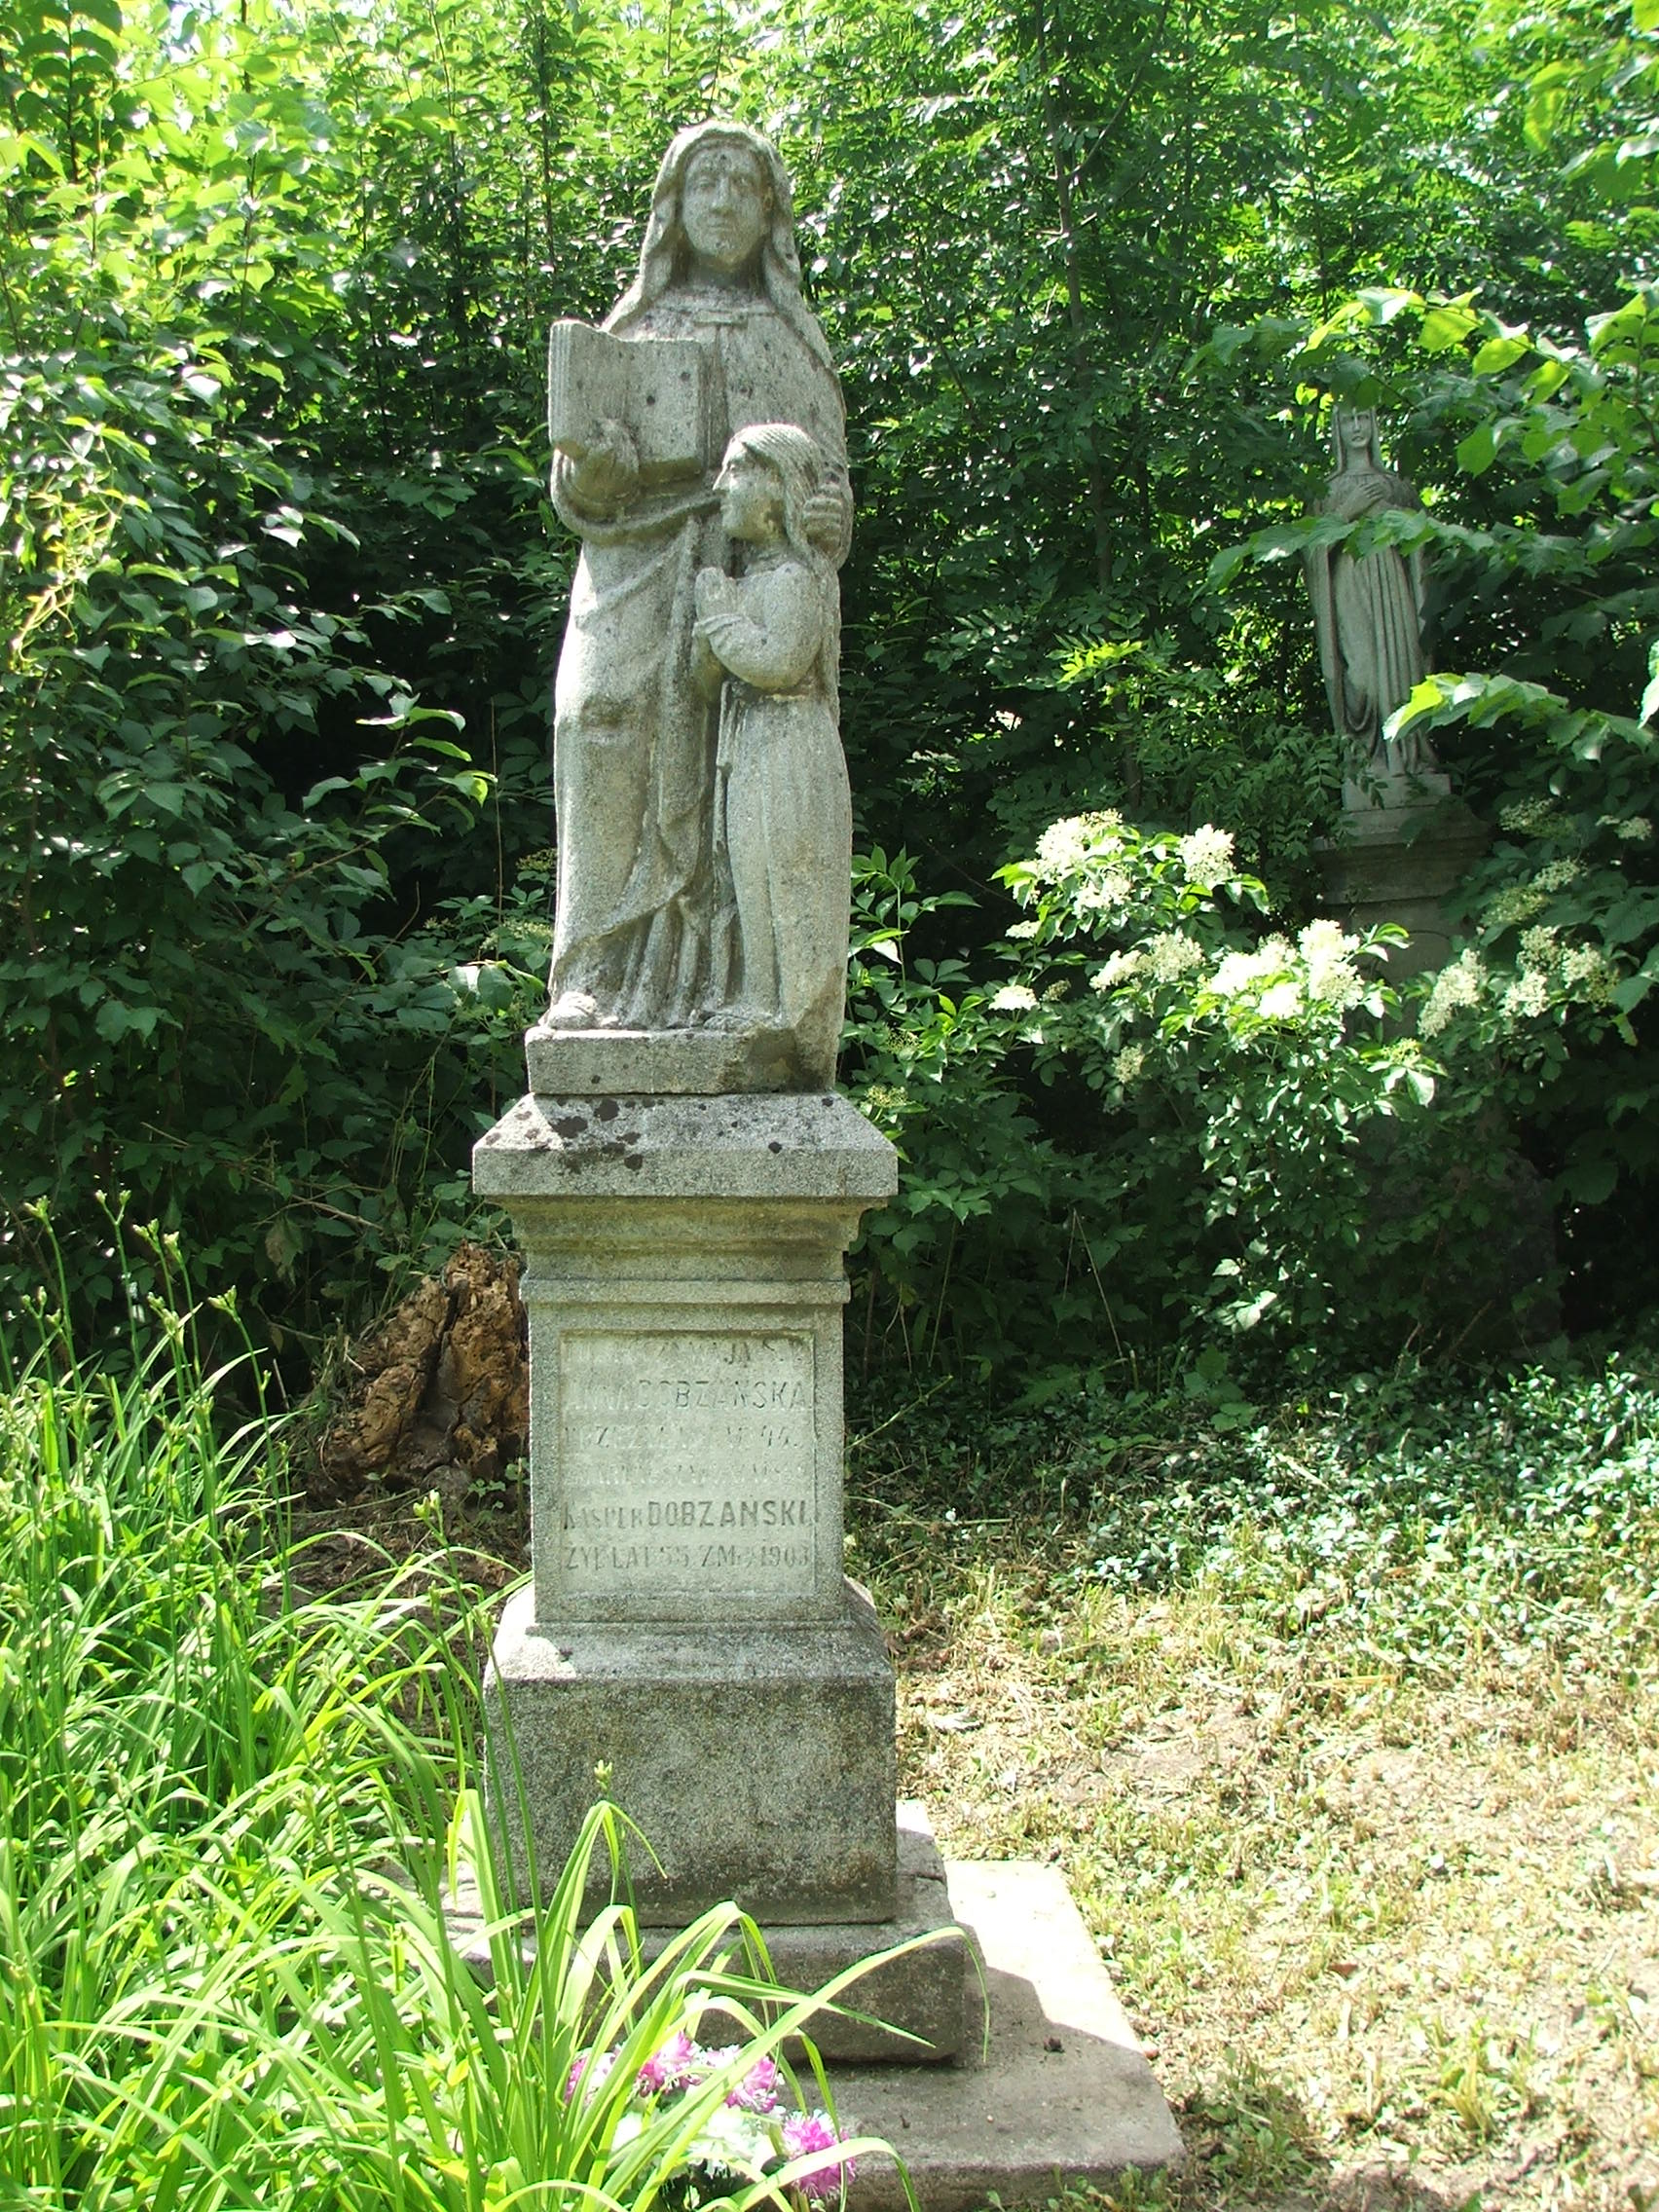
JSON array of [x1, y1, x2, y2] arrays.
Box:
[[843, 819, 1463, 1381], [0, 1265, 892, 2209]]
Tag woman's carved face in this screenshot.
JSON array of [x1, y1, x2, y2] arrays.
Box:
[[681, 142, 770, 276], [1340, 408, 1376, 461]]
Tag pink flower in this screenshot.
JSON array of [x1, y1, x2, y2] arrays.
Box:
[[636, 2031, 699, 2097], [782, 2110, 857, 2202], [565, 2047, 617, 2103], [727, 2055, 779, 2114]]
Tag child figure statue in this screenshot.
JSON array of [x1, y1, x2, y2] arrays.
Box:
[[692, 424, 852, 1088]]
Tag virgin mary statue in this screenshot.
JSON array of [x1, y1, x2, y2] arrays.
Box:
[[1306, 405, 1441, 804], [544, 121, 851, 1034]]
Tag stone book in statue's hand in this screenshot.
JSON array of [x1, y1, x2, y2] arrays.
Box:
[[546, 318, 707, 487]]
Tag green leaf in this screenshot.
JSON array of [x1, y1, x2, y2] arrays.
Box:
[[1419, 303, 1480, 354], [1471, 335, 1530, 376], [1456, 422, 1502, 475]]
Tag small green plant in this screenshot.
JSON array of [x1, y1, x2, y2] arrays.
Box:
[[1185, 2055, 1323, 2197], [1416, 2017, 1535, 2144]]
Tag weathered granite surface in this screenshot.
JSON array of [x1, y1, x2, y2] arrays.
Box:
[[475, 1088, 897, 1207], [473, 1088, 905, 1931], [1315, 795, 1492, 980], [841, 1861, 1184, 2208], [484, 1579, 898, 1927], [475, 1091, 894, 1631]]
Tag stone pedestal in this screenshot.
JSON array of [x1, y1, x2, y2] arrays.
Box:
[[1315, 792, 1491, 980], [471, 1084, 969, 2056]]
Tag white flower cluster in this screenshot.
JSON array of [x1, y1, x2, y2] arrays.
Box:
[[1144, 930, 1207, 982], [1090, 947, 1144, 994], [1113, 1043, 1147, 1086], [1298, 917, 1364, 1009], [1178, 823, 1235, 890], [1076, 867, 1132, 912], [1419, 947, 1487, 1037], [1502, 969, 1552, 1021], [1210, 936, 1292, 998], [1532, 858, 1582, 892], [1512, 927, 1618, 1013], [988, 982, 1038, 1013], [1606, 815, 1654, 843], [1484, 883, 1547, 930], [1006, 919, 1041, 940], [1033, 809, 1125, 880], [1497, 798, 1560, 835], [686, 2104, 776, 2177]]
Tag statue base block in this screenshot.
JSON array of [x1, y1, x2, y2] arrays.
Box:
[[482, 1580, 899, 1927], [840, 1860, 1184, 2206], [526, 1022, 826, 1096], [1316, 795, 1491, 979]]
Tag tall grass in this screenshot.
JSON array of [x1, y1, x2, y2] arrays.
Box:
[[0, 1278, 893, 2210]]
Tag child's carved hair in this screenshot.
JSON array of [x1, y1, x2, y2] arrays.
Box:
[[721, 423, 828, 570], [719, 423, 838, 714]]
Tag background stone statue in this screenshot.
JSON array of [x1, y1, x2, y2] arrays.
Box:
[[543, 120, 852, 1052], [1306, 405, 1442, 807]]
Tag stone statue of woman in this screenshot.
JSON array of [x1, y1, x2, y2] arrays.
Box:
[[1306, 406, 1442, 806], [543, 121, 851, 1040]]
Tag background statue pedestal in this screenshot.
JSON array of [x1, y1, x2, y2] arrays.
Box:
[[1315, 793, 1491, 980]]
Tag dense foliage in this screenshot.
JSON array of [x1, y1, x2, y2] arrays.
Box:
[[0, 1272, 881, 2207], [4, 0, 1658, 1371]]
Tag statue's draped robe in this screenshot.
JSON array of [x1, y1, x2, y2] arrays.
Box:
[[549, 288, 848, 1028], [1308, 466, 1432, 779], [701, 553, 849, 1085]]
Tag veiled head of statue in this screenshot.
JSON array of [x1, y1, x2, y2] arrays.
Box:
[[1332, 404, 1383, 471], [608, 121, 833, 371]]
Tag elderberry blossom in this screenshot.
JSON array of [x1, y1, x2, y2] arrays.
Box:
[[1419, 947, 1486, 1037], [1090, 948, 1143, 993], [1144, 931, 1205, 983], [1502, 969, 1552, 1022], [1177, 823, 1235, 890], [1532, 858, 1582, 892], [1033, 810, 1124, 879], [1298, 918, 1363, 1009]]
